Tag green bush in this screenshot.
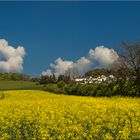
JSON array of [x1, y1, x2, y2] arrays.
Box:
[[43, 84, 65, 94], [57, 81, 66, 89], [42, 81, 140, 97]]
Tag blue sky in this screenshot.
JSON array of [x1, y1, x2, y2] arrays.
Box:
[[0, 1, 140, 76]]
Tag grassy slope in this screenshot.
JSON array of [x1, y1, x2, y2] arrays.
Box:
[[0, 80, 42, 90]]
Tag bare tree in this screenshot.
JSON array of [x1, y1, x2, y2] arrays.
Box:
[[65, 67, 79, 79], [113, 42, 140, 85]]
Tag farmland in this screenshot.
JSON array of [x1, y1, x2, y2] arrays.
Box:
[[0, 80, 42, 91], [0, 90, 140, 139]]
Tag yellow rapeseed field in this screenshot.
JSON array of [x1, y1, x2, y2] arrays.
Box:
[[0, 90, 140, 139]]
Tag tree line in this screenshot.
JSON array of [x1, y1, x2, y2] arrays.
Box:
[[40, 42, 140, 97], [0, 42, 139, 97], [0, 73, 30, 81]]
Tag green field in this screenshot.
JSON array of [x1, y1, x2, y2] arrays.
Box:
[[0, 80, 42, 90], [0, 90, 140, 139]]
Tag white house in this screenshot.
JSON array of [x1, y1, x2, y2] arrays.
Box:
[[75, 75, 116, 84]]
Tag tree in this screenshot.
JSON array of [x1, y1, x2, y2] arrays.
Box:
[[85, 68, 112, 77], [39, 75, 56, 84], [57, 75, 71, 84], [114, 42, 140, 85], [65, 67, 79, 79], [0, 73, 30, 81]]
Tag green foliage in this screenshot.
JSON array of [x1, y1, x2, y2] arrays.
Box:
[[31, 77, 39, 82], [39, 75, 56, 84], [43, 81, 140, 97], [39, 58, 140, 97], [0, 73, 30, 81], [57, 75, 71, 84], [57, 81, 66, 89], [39, 74, 74, 85], [85, 68, 113, 77], [43, 84, 64, 94]]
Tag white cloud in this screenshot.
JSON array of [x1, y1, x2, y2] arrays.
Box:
[[50, 57, 73, 77], [42, 46, 119, 77], [89, 46, 119, 66], [42, 69, 53, 76], [0, 39, 26, 73], [73, 57, 92, 75]]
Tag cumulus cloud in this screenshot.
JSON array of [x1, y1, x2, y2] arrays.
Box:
[[0, 39, 26, 73], [50, 57, 73, 77], [89, 46, 119, 66], [72, 57, 92, 76], [41, 69, 53, 76], [42, 46, 119, 77]]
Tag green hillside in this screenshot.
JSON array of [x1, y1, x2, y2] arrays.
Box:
[[0, 80, 42, 90]]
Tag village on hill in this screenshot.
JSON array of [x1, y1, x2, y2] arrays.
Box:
[[75, 74, 116, 84]]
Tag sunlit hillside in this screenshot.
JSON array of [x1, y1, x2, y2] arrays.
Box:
[[0, 81, 42, 91], [0, 90, 140, 139]]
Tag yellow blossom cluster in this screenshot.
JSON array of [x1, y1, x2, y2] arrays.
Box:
[[0, 90, 140, 139]]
